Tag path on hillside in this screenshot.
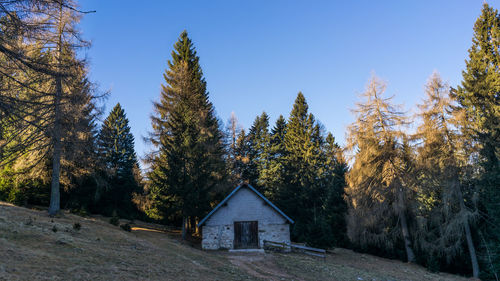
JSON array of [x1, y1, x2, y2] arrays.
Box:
[[130, 223, 296, 280], [130, 223, 469, 281]]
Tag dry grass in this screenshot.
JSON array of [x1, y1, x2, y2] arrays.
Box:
[[0, 202, 470, 281]]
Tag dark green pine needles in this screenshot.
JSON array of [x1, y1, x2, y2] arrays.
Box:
[[98, 103, 137, 178], [146, 31, 226, 238], [97, 103, 141, 218], [455, 4, 500, 279]]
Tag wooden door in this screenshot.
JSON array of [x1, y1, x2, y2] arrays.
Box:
[[234, 221, 258, 249]]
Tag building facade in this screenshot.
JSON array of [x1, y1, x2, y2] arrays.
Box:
[[198, 184, 293, 250]]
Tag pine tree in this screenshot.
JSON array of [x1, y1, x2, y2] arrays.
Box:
[[271, 115, 287, 155], [323, 133, 349, 247], [455, 4, 500, 170], [246, 112, 271, 190], [232, 129, 251, 183], [346, 75, 416, 262], [454, 4, 500, 279], [98, 104, 137, 177], [146, 31, 226, 239], [278, 92, 330, 247], [225, 112, 241, 185], [261, 115, 287, 199], [97, 103, 140, 217]]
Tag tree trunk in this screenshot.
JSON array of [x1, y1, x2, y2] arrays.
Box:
[[48, 75, 62, 216], [181, 216, 187, 240], [48, 2, 64, 217], [464, 218, 480, 278], [397, 187, 416, 263], [190, 216, 196, 235], [456, 180, 480, 278]]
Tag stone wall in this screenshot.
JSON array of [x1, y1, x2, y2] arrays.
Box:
[[201, 224, 233, 250], [257, 223, 290, 248], [201, 222, 290, 250]]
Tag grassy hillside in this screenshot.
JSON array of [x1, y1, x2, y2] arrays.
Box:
[[0, 202, 469, 281]]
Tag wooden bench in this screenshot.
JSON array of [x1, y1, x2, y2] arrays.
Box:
[[263, 240, 326, 258]]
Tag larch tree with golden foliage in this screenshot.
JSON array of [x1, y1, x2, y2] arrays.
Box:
[[346, 75, 416, 262], [0, 0, 99, 214], [414, 72, 480, 277]]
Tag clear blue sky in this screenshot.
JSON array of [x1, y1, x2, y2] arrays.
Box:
[[79, 0, 498, 159]]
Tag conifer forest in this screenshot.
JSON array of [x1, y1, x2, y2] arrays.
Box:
[[0, 1, 499, 280]]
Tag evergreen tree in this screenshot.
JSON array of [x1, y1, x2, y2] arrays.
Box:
[[277, 92, 331, 247], [454, 4, 500, 279], [98, 103, 137, 177], [323, 133, 349, 247], [262, 115, 287, 200], [232, 129, 251, 183], [270, 115, 287, 156], [225, 112, 242, 185], [146, 31, 226, 239], [246, 112, 271, 190], [97, 103, 141, 217], [345, 76, 416, 262]]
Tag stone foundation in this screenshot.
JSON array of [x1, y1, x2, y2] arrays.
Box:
[[201, 222, 290, 250]]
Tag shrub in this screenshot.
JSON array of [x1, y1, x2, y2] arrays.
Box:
[[70, 208, 89, 217], [109, 216, 119, 226], [120, 223, 131, 232]]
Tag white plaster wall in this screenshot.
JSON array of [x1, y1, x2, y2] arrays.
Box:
[[204, 187, 287, 226]]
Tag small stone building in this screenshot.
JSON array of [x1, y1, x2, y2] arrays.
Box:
[[198, 183, 294, 250]]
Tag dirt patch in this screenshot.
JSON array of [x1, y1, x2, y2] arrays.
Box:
[[226, 253, 298, 281]]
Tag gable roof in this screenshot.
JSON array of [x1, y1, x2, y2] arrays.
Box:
[[198, 183, 294, 227]]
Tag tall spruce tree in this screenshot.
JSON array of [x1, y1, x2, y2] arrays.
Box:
[[97, 103, 140, 217], [262, 115, 287, 200], [232, 129, 251, 183], [454, 4, 500, 279], [323, 132, 349, 247], [98, 104, 137, 177], [246, 112, 271, 190], [277, 92, 332, 247], [270, 115, 287, 157], [226, 112, 242, 185], [346, 76, 416, 262], [146, 31, 226, 239]]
